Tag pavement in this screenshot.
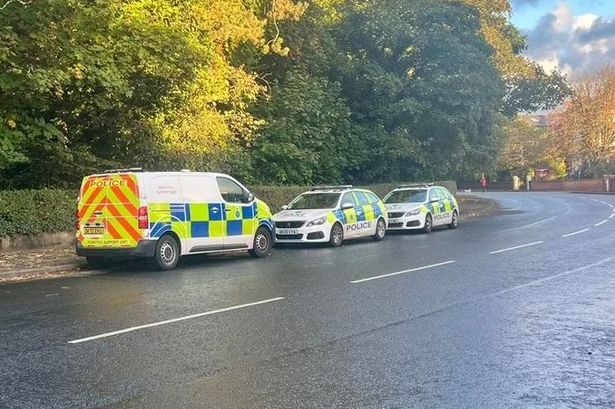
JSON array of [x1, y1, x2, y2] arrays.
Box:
[[1, 192, 615, 408]]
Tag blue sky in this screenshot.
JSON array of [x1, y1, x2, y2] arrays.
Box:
[[509, 0, 615, 75], [512, 0, 615, 30]]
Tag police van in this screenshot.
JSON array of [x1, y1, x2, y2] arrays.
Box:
[[76, 170, 275, 270], [384, 184, 459, 233], [273, 186, 388, 246]]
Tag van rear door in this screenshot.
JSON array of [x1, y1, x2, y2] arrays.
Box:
[[77, 173, 142, 249]]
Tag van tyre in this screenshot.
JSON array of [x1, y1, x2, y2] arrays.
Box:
[[154, 234, 180, 271], [86, 256, 109, 269], [329, 223, 344, 247], [449, 210, 459, 229], [373, 218, 386, 241], [423, 214, 433, 234], [249, 227, 272, 258]]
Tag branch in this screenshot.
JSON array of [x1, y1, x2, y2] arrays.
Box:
[[0, 0, 31, 10]]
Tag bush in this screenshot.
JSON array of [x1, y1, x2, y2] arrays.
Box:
[[0, 181, 457, 237], [0, 189, 77, 237]]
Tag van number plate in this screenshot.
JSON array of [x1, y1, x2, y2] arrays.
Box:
[[84, 227, 104, 235]]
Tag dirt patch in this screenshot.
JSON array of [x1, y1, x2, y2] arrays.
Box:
[[457, 194, 499, 220]]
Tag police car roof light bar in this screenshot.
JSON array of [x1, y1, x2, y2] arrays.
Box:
[[311, 185, 353, 191], [397, 183, 434, 189]]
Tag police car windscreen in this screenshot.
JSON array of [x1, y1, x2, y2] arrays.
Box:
[[289, 193, 341, 209], [385, 190, 427, 204]]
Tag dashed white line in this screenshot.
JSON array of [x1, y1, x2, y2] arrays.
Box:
[[610, 213, 615, 219], [562, 228, 590, 238], [595, 220, 609, 227], [68, 297, 285, 344], [609, 204, 615, 209], [350, 260, 456, 284], [489, 241, 544, 255]]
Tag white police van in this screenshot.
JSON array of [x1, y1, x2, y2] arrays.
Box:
[[384, 184, 459, 233], [273, 186, 388, 246], [76, 170, 275, 270]]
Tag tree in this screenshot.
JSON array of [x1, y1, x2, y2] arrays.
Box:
[[498, 116, 566, 178], [550, 65, 615, 174]]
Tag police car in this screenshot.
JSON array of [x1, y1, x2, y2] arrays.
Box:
[[273, 186, 388, 246], [384, 184, 459, 233]]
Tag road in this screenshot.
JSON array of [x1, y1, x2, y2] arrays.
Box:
[[2, 192, 615, 409]]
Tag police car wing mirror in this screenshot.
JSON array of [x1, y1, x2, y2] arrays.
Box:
[[342, 202, 354, 210], [430, 198, 439, 203], [281, 205, 288, 210], [243, 192, 255, 203]]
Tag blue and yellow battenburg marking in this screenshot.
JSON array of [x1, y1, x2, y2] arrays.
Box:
[[325, 198, 386, 225], [148, 200, 272, 239]]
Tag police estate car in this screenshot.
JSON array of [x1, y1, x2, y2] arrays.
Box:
[[273, 186, 388, 246], [384, 184, 459, 233]]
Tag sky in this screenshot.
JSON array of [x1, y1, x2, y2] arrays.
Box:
[[510, 0, 615, 77]]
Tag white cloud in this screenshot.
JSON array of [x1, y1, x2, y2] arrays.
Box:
[[525, 4, 615, 76]]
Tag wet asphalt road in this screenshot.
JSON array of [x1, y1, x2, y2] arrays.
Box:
[[2, 192, 615, 409]]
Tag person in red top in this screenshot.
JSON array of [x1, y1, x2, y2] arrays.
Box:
[[480, 174, 487, 192]]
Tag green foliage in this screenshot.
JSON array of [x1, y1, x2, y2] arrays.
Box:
[[0, 0, 571, 189], [0, 189, 77, 236]]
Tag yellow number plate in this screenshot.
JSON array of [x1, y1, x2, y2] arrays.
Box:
[[83, 227, 104, 235]]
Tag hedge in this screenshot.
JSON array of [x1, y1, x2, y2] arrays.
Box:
[[0, 181, 455, 238]]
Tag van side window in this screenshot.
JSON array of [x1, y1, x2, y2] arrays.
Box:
[[216, 177, 245, 203]]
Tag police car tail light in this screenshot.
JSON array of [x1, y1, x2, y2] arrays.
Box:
[[138, 206, 149, 229], [75, 209, 80, 230], [405, 209, 421, 216], [306, 216, 326, 227]]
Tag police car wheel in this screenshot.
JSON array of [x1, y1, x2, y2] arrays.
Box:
[[249, 227, 272, 258], [154, 234, 180, 271], [448, 210, 459, 229], [423, 214, 433, 234], [373, 218, 386, 241], [329, 223, 344, 247]]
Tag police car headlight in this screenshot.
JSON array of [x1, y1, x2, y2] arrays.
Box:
[[405, 209, 421, 216], [306, 216, 326, 227]]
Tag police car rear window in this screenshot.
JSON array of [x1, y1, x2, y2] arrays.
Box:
[[385, 190, 427, 204], [289, 193, 341, 210]]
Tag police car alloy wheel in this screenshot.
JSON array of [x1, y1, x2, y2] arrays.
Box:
[[373, 218, 386, 241], [423, 214, 433, 234], [155, 235, 180, 271], [449, 210, 459, 229], [329, 223, 344, 247], [249, 227, 272, 258]]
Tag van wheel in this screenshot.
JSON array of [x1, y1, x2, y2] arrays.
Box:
[[154, 234, 180, 271], [373, 218, 386, 241], [86, 256, 108, 269], [329, 223, 344, 247], [249, 227, 272, 258], [423, 214, 433, 234]]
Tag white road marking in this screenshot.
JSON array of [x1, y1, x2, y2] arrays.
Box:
[[595, 220, 609, 227], [610, 213, 615, 219], [494, 257, 614, 295], [350, 260, 456, 284], [609, 204, 615, 209], [68, 297, 285, 344], [562, 228, 590, 238], [489, 241, 543, 255]]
